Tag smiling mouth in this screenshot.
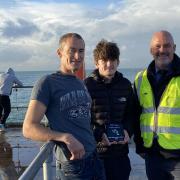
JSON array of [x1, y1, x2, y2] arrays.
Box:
[[71, 60, 81, 64], [159, 55, 168, 58], [157, 52, 169, 57], [106, 68, 114, 71], [157, 55, 169, 59]]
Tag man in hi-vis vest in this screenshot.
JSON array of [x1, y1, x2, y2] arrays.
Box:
[[134, 30, 180, 180]]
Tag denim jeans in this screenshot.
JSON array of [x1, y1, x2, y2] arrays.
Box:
[[56, 151, 106, 180], [145, 153, 180, 180]]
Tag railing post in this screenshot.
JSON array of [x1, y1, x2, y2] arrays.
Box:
[[43, 151, 53, 180], [19, 141, 54, 180]]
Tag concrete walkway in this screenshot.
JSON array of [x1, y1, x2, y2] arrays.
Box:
[[129, 143, 147, 180], [0, 128, 147, 180]]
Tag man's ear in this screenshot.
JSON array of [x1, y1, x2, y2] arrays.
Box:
[[150, 47, 153, 55], [174, 44, 176, 52], [95, 61, 99, 69], [57, 48, 62, 57]]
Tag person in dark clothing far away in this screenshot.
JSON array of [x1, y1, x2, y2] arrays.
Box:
[[85, 39, 135, 180], [0, 68, 23, 131], [134, 30, 180, 180]]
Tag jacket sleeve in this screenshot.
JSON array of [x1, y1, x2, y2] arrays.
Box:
[[14, 76, 23, 86], [84, 78, 105, 142], [92, 121, 105, 142], [133, 83, 146, 154]]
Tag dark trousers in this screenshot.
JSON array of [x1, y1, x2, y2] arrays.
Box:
[[0, 95, 11, 125], [145, 153, 180, 180], [103, 155, 131, 180]]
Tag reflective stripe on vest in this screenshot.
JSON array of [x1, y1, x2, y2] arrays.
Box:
[[141, 125, 180, 134], [135, 69, 180, 149], [142, 107, 180, 114]]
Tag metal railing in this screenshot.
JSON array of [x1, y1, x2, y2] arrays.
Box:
[[8, 86, 48, 126], [8, 86, 33, 125], [19, 141, 55, 180]]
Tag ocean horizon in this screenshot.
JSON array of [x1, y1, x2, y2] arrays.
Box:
[[14, 68, 143, 86]]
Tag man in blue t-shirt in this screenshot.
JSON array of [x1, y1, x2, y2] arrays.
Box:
[[23, 33, 105, 180]]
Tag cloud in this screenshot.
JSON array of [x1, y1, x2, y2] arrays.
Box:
[[2, 18, 39, 38], [0, 0, 180, 71], [0, 44, 31, 70]]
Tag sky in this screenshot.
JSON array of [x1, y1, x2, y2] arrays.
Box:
[[0, 0, 180, 71]]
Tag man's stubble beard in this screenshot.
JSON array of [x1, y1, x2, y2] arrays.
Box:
[[155, 57, 170, 70]]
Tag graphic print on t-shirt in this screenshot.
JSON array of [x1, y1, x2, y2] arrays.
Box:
[[59, 90, 91, 119]]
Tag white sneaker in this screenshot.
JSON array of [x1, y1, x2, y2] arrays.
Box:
[[0, 124, 5, 132]]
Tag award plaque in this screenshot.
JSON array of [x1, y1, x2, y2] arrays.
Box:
[[106, 123, 124, 142]]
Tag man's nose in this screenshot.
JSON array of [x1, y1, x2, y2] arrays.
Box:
[[74, 51, 80, 59], [106, 60, 112, 67], [159, 46, 165, 53]]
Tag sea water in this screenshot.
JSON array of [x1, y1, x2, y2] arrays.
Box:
[[15, 68, 142, 86]]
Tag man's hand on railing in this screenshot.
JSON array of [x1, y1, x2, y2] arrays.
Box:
[[63, 133, 85, 160]]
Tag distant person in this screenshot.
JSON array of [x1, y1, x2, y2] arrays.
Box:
[[23, 33, 106, 180], [0, 68, 23, 131], [134, 30, 180, 180], [84, 39, 135, 180]]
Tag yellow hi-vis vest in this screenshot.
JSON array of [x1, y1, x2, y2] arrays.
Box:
[[135, 69, 180, 150]]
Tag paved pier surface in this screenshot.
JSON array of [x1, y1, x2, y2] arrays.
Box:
[[0, 128, 147, 180]]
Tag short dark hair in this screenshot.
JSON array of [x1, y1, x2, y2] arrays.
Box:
[[93, 39, 120, 64], [59, 33, 85, 49]]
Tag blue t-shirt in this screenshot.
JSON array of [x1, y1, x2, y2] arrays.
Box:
[[31, 72, 96, 159]]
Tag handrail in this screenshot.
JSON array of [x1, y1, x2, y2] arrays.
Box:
[[11, 86, 33, 109], [9, 86, 33, 124], [19, 141, 55, 180], [13, 86, 33, 88], [7, 86, 48, 126]]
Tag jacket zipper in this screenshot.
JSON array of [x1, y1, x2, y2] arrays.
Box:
[[153, 85, 168, 137]]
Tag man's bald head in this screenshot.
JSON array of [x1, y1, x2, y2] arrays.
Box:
[[150, 30, 175, 47], [150, 30, 176, 70]]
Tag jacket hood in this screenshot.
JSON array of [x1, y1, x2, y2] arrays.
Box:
[[6, 68, 15, 75]]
